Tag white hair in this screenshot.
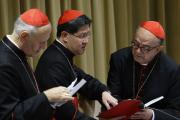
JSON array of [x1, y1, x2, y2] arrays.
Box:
[[13, 18, 38, 36]]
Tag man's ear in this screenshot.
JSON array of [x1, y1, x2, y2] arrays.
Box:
[[160, 45, 165, 50], [157, 45, 165, 53], [19, 31, 29, 43], [61, 31, 69, 43]]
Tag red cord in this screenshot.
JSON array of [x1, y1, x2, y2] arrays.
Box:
[[72, 97, 78, 120]]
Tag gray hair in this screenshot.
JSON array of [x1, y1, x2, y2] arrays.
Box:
[[13, 18, 38, 36]]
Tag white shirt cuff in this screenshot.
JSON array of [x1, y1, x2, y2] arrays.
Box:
[[151, 110, 155, 120]]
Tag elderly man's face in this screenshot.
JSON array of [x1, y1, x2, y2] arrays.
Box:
[[132, 27, 162, 65], [22, 24, 51, 57]]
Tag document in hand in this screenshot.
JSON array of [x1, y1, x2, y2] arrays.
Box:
[[98, 96, 164, 119], [98, 99, 142, 119], [52, 79, 87, 108]]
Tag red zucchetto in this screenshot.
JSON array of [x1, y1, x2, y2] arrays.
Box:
[[140, 21, 165, 40], [20, 8, 49, 27], [58, 10, 83, 25]]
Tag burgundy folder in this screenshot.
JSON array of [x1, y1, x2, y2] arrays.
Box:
[[98, 99, 143, 119]]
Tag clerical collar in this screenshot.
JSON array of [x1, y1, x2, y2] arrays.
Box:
[[6, 35, 20, 48], [54, 39, 74, 61], [141, 63, 148, 66], [3, 36, 26, 60], [56, 38, 65, 47], [135, 53, 160, 68]]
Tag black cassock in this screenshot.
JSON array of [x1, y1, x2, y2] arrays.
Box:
[[107, 47, 180, 120], [0, 36, 53, 120], [35, 40, 108, 120]]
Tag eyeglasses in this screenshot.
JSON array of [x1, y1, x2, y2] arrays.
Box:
[[131, 41, 160, 53], [69, 32, 91, 39]]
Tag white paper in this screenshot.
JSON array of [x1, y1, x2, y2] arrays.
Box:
[[52, 79, 87, 108], [68, 79, 86, 96], [67, 78, 77, 91], [144, 96, 164, 107]]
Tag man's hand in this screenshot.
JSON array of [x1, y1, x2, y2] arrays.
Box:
[[44, 86, 73, 103], [102, 91, 118, 110], [130, 108, 153, 120]]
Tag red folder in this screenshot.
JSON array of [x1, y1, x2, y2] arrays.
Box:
[[98, 99, 143, 119]]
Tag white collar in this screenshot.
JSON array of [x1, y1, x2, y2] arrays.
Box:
[[6, 35, 20, 49], [55, 38, 66, 47]]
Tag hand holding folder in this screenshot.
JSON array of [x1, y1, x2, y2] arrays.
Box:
[[98, 96, 164, 120]]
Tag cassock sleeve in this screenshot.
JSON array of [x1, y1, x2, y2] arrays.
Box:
[[73, 65, 108, 101], [36, 61, 107, 120], [153, 66, 180, 119], [36, 62, 97, 120], [107, 54, 122, 100], [0, 65, 53, 120]]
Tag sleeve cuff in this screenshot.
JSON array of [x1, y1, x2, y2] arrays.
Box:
[[151, 110, 155, 120]]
